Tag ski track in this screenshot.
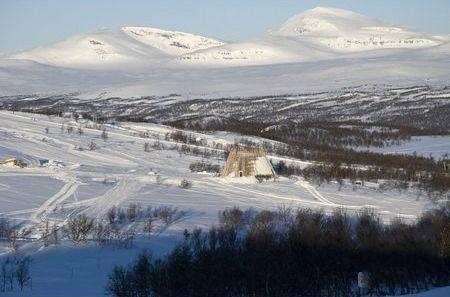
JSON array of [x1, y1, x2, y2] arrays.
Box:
[[82, 177, 144, 219], [30, 179, 80, 222]]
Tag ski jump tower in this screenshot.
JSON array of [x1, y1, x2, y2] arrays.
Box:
[[222, 146, 276, 179]]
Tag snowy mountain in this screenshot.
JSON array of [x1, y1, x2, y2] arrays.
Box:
[[178, 7, 445, 66], [8, 7, 447, 69], [276, 7, 441, 51], [1, 7, 449, 97], [10, 27, 223, 69]]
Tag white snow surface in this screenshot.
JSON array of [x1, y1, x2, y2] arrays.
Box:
[[0, 110, 444, 296], [10, 27, 222, 69], [121, 26, 224, 55], [0, 7, 448, 98], [179, 7, 445, 66], [354, 136, 450, 158], [254, 157, 276, 176], [276, 7, 441, 51], [388, 287, 450, 297]]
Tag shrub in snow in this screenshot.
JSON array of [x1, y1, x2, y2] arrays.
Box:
[[89, 140, 97, 151], [101, 128, 108, 141], [107, 206, 117, 224], [189, 160, 221, 173], [155, 175, 162, 184], [152, 140, 163, 150], [255, 174, 273, 183], [65, 214, 94, 243], [219, 207, 245, 230], [179, 178, 191, 189], [155, 206, 186, 226], [126, 203, 141, 222]]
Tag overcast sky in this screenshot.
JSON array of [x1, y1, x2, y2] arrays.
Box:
[[1, 0, 449, 53]]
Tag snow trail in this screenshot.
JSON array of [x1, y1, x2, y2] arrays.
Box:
[[31, 179, 80, 222]]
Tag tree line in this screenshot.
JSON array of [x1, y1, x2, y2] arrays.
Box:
[[169, 118, 449, 194], [275, 161, 450, 194], [169, 118, 448, 173], [106, 205, 450, 297]]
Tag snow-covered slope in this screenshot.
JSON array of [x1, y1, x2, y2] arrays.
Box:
[[276, 7, 441, 51], [11, 27, 223, 69], [0, 110, 445, 296], [179, 7, 446, 66], [121, 26, 224, 55], [1, 7, 449, 94], [9, 7, 447, 69], [176, 34, 336, 66], [11, 28, 167, 69]]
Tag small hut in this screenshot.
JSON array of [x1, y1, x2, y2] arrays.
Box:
[[0, 158, 27, 168], [222, 146, 276, 179]]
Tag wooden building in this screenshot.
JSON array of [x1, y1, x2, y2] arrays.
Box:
[[222, 146, 276, 179]]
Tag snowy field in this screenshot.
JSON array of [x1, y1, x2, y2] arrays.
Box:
[[355, 136, 450, 158], [0, 110, 446, 296]]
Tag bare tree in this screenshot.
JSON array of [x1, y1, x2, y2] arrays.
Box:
[[1, 258, 14, 292], [15, 256, 32, 291], [89, 140, 97, 151], [51, 223, 59, 245], [40, 220, 51, 247], [8, 228, 19, 251], [126, 204, 140, 222], [157, 206, 185, 227], [219, 207, 246, 230], [72, 112, 79, 122], [117, 208, 126, 223], [101, 128, 108, 141], [144, 217, 154, 238], [94, 222, 111, 247], [65, 214, 94, 243], [107, 207, 117, 225]]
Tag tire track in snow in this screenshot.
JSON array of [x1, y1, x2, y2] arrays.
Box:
[[196, 179, 332, 208], [296, 179, 337, 205], [82, 177, 144, 219], [31, 180, 79, 222]]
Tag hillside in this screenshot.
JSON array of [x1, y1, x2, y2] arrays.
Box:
[[0, 7, 448, 109], [178, 7, 446, 66], [276, 7, 441, 51], [10, 27, 223, 69]]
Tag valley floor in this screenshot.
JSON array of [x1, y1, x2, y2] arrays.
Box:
[[0, 110, 446, 296]]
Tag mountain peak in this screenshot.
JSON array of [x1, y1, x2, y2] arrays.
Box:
[[273, 6, 439, 52], [276, 7, 379, 37], [7, 7, 444, 69], [309, 6, 357, 14]]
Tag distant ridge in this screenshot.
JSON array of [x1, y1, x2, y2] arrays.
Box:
[[8, 7, 446, 69]]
